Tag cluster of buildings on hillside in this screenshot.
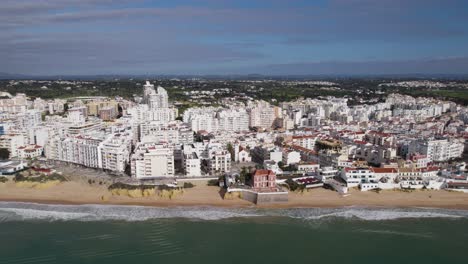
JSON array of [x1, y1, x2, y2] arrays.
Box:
[[1, 83, 468, 193]]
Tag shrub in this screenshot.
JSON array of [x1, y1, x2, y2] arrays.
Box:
[[14, 173, 25, 182], [207, 179, 219, 186], [108, 182, 156, 191], [14, 172, 67, 183], [183, 182, 195, 188], [285, 179, 305, 192], [0, 177, 8, 183]]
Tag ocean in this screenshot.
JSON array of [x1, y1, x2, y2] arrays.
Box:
[[1, 202, 467, 264]]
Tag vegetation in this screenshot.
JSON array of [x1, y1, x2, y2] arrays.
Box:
[[0, 176, 8, 183], [227, 143, 235, 162], [285, 179, 305, 192], [14, 172, 67, 183], [3, 78, 468, 106], [108, 182, 155, 191], [207, 179, 219, 186], [0, 148, 10, 160], [183, 182, 195, 188], [238, 167, 253, 184]]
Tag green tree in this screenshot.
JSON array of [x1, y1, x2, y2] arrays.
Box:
[[0, 148, 10, 160], [239, 166, 248, 183], [227, 143, 235, 161]]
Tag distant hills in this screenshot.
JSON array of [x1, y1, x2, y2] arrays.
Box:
[[0, 72, 30, 79], [1, 72, 468, 81]]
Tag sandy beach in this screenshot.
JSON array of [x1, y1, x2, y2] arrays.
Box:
[[1, 179, 468, 210]]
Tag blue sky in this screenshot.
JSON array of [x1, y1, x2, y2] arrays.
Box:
[[2, 0, 468, 75]]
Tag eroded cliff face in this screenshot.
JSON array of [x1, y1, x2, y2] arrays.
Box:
[[15, 180, 62, 189], [110, 188, 184, 199]]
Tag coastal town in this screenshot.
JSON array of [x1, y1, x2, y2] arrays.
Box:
[[1, 79, 468, 206]]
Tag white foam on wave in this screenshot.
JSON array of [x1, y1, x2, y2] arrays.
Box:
[[0, 202, 262, 222], [304, 208, 464, 221], [0, 202, 467, 222], [0, 207, 92, 221]]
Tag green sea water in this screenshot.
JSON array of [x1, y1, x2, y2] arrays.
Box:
[[1, 202, 467, 264]]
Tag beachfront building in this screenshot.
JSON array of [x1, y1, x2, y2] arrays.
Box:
[[100, 135, 132, 173], [206, 150, 231, 175], [131, 143, 175, 179], [252, 169, 277, 191], [45, 133, 131, 172], [183, 152, 202, 177], [46, 135, 103, 169], [339, 167, 376, 187], [297, 162, 320, 173]]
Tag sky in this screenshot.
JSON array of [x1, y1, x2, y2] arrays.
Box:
[[2, 0, 468, 76]]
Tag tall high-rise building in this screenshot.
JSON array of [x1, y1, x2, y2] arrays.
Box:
[[143, 81, 169, 109]]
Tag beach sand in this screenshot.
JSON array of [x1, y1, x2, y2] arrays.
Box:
[[1, 179, 468, 209]]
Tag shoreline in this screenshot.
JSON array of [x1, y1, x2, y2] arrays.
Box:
[[2, 197, 468, 211]]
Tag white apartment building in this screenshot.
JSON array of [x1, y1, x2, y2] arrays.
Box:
[[292, 135, 318, 150], [217, 109, 249, 132], [0, 93, 28, 114], [248, 100, 280, 130], [282, 150, 301, 165], [45, 133, 130, 172], [183, 152, 201, 177], [207, 150, 231, 175], [143, 81, 169, 109], [183, 107, 249, 133], [0, 134, 26, 158], [340, 168, 376, 187], [139, 122, 193, 144], [269, 149, 283, 164], [146, 108, 177, 123], [100, 135, 132, 173], [49, 135, 102, 169], [16, 110, 42, 129], [131, 143, 175, 179], [408, 138, 464, 162]]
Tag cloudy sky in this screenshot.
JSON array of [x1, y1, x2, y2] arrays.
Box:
[[2, 0, 468, 75]]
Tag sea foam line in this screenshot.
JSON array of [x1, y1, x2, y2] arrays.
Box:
[[0, 202, 467, 222]]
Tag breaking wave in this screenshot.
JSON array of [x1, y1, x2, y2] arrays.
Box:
[[0, 202, 467, 222]]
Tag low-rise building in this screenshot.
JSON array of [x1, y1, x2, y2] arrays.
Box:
[[252, 169, 277, 191], [17, 145, 43, 159]]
